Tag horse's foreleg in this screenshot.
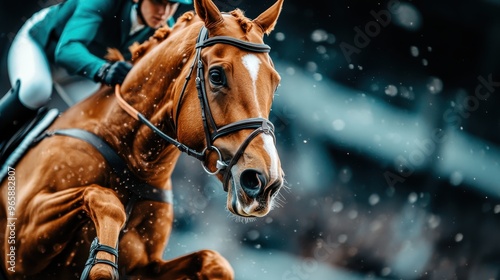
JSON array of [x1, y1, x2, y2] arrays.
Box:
[[79, 185, 126, 280], [130, 250, 234, 280], [16, 185, 125, 279]]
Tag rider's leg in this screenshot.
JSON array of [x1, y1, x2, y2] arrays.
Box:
[[0, 11, 53, 143]]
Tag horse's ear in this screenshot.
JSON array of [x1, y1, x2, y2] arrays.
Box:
[[194, 0, 224, 28], [252, 0, 284, 35]]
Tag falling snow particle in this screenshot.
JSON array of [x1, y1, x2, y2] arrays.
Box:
[[313, 73, 323, 81], [408, 192, 418, 203], [369, 194, 380, 206], [455, 233, 463, 242], [410, 46, 419, 57], [427, 77, 443, 94], [332, 119, 346, 131], [306, 61, 318, 72], [449, 171, 463, 186], [332, 201, 344, 213], [428, 215, 441, 229], [275, 32, 285, 41], [316, 45, 327, 54], [392, 3, 422, 31], [311, 29, 329, 42], [385, 85, 398, 96]]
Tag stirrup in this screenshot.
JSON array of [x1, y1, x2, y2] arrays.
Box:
[[80, 237, 119, 280]]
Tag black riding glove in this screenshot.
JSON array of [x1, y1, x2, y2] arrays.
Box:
[[95, 61, 133, 86]]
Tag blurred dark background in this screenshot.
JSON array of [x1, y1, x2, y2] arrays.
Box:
[[2, 0, 500, 279]]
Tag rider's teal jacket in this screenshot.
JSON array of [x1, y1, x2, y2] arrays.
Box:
[[28, 0, 166, 81]]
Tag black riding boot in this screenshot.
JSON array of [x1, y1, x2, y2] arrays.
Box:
[[0, 80, 38, 145]]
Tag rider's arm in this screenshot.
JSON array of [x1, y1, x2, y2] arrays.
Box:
[[54, 0, 115, 80]]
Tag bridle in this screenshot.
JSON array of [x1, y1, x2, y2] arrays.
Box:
[[115, 26, 276, 191]]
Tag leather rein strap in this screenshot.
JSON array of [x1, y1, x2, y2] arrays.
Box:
[[115, 26, 276, 191], [115, 88, 205, 160]]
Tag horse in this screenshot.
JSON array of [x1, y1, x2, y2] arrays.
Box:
[[0, 0, 285, 278]]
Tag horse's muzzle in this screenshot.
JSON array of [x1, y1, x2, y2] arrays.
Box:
[[227, 166, 283, 218]]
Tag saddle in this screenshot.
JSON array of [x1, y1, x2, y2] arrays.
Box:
[[0, 107, 59, 182]]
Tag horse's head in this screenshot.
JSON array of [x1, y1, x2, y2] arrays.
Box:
[[174, 0, 285, 218]]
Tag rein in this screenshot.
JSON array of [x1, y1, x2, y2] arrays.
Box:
[[115, 86, 206, 161], [116, 26, 276, 191]]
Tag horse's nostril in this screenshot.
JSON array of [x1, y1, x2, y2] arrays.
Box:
[[240, 169, 266, 198]]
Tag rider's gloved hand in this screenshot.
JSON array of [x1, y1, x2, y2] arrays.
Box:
[[94, 61, 133, 86]]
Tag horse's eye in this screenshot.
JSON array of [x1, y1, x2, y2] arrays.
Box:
[[209, 67, 226, 86]]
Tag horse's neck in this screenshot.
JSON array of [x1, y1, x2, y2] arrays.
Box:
[[55, 19, 203, 187], [47, 84, 169, 189], [104, 21, 203, 185]]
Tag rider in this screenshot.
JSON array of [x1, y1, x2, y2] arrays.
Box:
[[0, 0, 192, 145]]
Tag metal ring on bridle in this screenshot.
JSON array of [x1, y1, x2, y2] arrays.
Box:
[[201, 146, 228, 175]]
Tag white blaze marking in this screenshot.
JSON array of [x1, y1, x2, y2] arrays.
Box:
[[261, 134, 279, 182], [241, 54, 261, 94]]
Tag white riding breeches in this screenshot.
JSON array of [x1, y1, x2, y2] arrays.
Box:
[[8, 8, 53, 109], [8, 8, 99, 110]]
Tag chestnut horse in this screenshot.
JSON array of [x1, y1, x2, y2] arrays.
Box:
[[0, 0, 285, 278]]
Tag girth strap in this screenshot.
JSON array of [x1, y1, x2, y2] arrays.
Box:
[[40, 128, 173, 218]]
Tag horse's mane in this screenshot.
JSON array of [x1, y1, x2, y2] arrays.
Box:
[[104, 11, 197, 63], [128, 26, 171, 62], [104, 9, 255, 63], [229, 9, 253, 34]]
